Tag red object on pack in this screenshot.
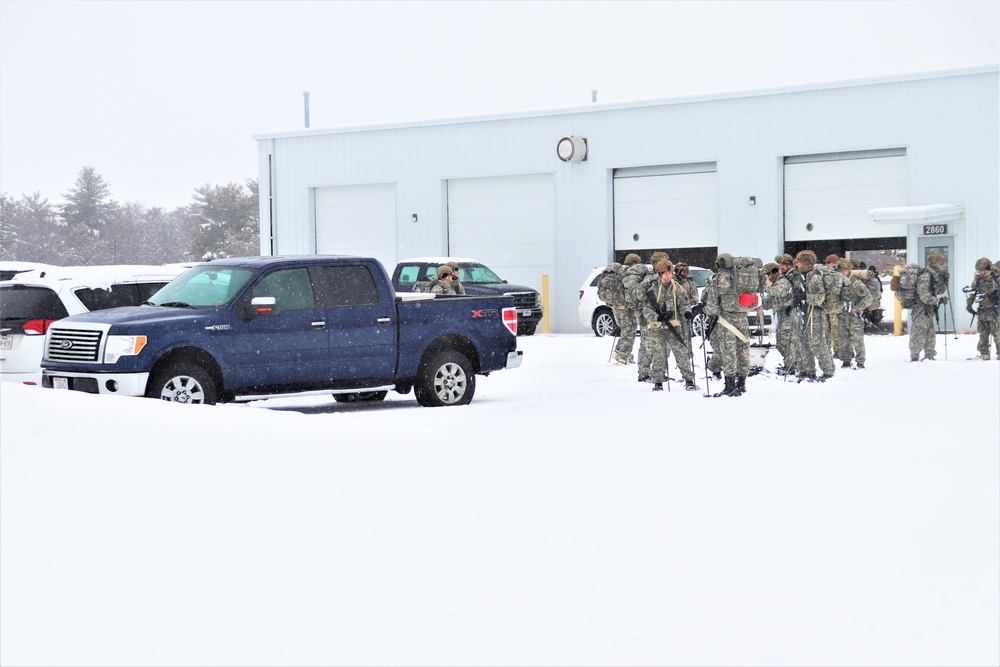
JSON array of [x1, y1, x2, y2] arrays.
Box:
[[739, 293, 760, 308]]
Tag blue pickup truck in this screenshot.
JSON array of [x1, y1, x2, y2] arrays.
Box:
[[39, 256, 522, 407]]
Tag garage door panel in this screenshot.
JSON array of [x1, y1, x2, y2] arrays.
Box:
[[315, 183, 396, 265], [614, 171, 719, 250], [784, 156, 908, 242]]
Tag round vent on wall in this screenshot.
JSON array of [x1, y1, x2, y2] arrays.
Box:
[[556, 136, 587, 162]]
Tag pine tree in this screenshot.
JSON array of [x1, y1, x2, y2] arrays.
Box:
[[59, 166, 119, 264]]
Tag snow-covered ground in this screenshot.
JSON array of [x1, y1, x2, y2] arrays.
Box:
[[1, 332, 997, 666]]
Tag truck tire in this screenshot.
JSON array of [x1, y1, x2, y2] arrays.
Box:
[[333, 391, 388, 403], [592, 307, 619, 337], [146, 362, 218, 405], [415, 350, 475, 407]]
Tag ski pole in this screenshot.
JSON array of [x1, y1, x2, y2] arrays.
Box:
[[946, 284, 959, 339], [701, 329, 711, 397], [608, 335, 619, 362]]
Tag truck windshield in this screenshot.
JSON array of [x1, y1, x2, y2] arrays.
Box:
[[147, 266, 254, 308], [457, 264, 504, 284]]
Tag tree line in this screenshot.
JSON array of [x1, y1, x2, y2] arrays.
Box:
[[0, 166, 259, 266]]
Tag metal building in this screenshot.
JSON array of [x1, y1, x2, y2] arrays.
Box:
[[254, 65, 998, 333]]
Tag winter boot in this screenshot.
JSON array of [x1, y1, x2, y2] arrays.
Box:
[[841, 360, 851, 369], [652, 382, 664, 392], [729, 376, 746, 397], [713, 376, 735, 397], [856, 362, 865, 369], [684, 378, 698, 391]]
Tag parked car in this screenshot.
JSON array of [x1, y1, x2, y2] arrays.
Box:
[[392, 257, 543, 335], [0, 261, 58, 281], [578, 264, 714, 337], [0, 265, 186, 385]]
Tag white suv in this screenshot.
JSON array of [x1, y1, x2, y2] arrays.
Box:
[[0, 265, 186, 385], [578, 264, 714, 336]]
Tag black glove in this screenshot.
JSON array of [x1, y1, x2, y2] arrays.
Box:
[[939, 296, 948, 305], [691, 303, 704, 317], [942, 270, 950, 281], [658, 311, 673, 323], [784, 305, 792, 316], [683, 310, 693, 321]]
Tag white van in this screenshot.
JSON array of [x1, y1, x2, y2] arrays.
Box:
[[0, 265, 187, 385]]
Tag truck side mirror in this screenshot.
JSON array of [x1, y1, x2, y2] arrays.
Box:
[[241, 296, 277, 318]]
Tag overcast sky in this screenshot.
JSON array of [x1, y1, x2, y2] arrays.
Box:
[[1, 0, 997, 211]]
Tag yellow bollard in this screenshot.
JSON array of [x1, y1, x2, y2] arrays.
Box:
[[893, 264, 902, 336], [541, 275, 550, 334]]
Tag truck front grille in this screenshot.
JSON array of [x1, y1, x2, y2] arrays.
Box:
[[47, 327, 103, 363], [506, 291, 538, 310]]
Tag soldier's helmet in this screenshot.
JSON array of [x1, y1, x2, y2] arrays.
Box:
[[763, 262, 779, 275], [624, 253, 641, 266], [436, 265, 453, 278], [825, 254, 840, 265], [716, 253, 734, 269], [795, 250, 817, 267], [674, 261, 689, 275], [927, 253, 946, 269], [775, 253, 794, 266], [975, 257, 993, 271], [656, 260, 673, 274], [835, 259, 851, 271]]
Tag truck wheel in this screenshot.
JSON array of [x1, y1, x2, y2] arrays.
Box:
[[333, 391, 388, 403], [691, 312, 708, 338], [146, 362, 218, 405], [415, 350, 475, 407], [592, 308, 619, 337]]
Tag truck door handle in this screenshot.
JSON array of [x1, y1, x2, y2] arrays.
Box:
[[311, 321, 327, 330], [376, 317, 392, 325]]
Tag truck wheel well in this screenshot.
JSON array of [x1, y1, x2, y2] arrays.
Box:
[[419, 335, 481, 374], [148, 348, 224, 399]]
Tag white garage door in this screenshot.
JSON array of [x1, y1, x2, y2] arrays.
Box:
[[784, 150, 908, 241], [613, 163, 719, 250], [315, 183, 397, 268], [447, 172, 556, 296]]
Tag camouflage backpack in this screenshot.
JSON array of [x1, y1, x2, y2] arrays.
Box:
[[596, 263, 625, 307], [861, 267, 883, 311], [817, 264, 847, 313], [891, 264, 924, 309], [412, 276, 433, 293]]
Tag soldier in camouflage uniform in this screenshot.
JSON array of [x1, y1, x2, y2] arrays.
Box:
[[612, 254, 643, 365], [966, 257, 999, 360], [429, 265, 459, 295], [641, 260, 697, 391], [795, 250, 836, 380], [908, 253, 948, 362], [824, 254, 843, 360], [635, 252, 669, 381], [836, 259, 874, 369], [446, 261, 466, 294], [764, 254, 796, 374], [673, 262, 701, 363], [702, 253, 756, 396], [699, 281, 723, 380]]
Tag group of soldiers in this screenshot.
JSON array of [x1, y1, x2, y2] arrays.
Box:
[[603, 249, 1000, 397], [412, 261, 467, 295]]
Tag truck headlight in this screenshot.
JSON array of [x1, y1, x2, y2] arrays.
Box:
[[104, 335, 147, 363]]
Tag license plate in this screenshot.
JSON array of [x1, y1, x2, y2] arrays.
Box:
[[53, 377, 69, 390], [0, 337, 10, 350], [521, 309, 533, 316]]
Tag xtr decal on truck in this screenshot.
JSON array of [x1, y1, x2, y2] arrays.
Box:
[[40, 256, 522, 407]]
